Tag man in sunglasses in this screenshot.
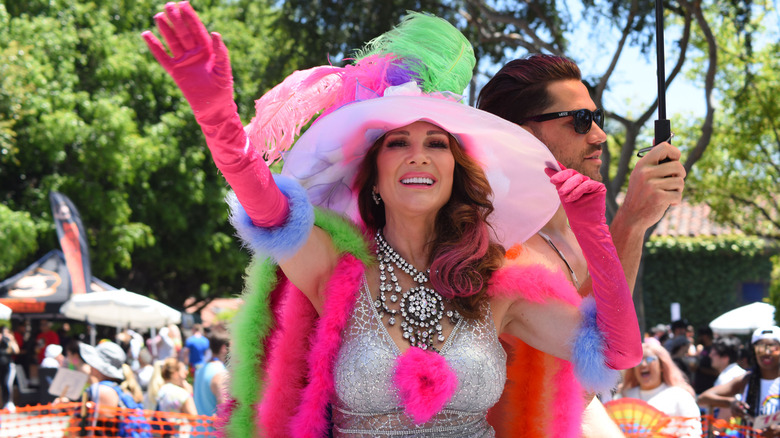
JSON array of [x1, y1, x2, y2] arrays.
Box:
[[478, 54, 685, 437]]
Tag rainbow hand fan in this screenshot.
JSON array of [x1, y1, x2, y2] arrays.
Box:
[[604, 398, 672, 437]]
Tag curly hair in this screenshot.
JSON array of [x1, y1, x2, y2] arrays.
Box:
[[353, 131, 505, 318]]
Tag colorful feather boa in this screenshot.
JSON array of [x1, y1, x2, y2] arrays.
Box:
[[220, 210, 616, 437], [487, 245, 619, 438]]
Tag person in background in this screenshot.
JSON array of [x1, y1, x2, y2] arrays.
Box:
[[35, 319, 60, 364], [55, 342, 144, 433], [620, 341, 702, 437], [150, 325, 176, 361], [154, 357, 196, 415], [193, 330, 229, 416], [41, 343, 65, 368], [119, 363, 145, 406], [477, 52, 684, 437], [664, 319, 689, 352], [699, 326, 780, 437], [667, 335, 695, 384], [135, 348, 155, 391], [182, 324, 209, 374], [698, 336, 746, 420], [0, 325, 19, 411], [651, 323, 670, 345], [64, 339, 92, 377], [693, 327, 718, 394], [57, 322, 72, 349], [117, 329, 145, 372]]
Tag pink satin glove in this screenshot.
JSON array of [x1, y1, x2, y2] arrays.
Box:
[[142, 2, 235, 126], [142, 2, 287, 227], [545, 164, 642, 370]]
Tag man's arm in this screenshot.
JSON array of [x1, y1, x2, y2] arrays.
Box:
[[211, 369, 228, 406], [609, 142, 685, 293]]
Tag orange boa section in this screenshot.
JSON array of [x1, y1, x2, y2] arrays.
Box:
[[488, 336, 562, 437], [486, 244, 585, 437]]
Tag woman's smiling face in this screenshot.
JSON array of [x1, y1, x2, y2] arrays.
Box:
[[374, 121, 455, 219], [634, 346, 663, 390], [754, 340, 780, 373]]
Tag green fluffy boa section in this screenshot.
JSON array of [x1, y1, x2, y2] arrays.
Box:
[[226, 209, 371, 436]]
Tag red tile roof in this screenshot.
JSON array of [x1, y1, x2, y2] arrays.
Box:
[[651, 199, 738, 237]]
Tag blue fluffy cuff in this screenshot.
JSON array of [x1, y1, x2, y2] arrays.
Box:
[[227, 174, 314, 262], [570, 296, 621, 395]]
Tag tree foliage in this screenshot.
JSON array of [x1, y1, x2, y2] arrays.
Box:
[[685, 2, 780, 240], [458, 0, 778, 325], [643, 234, 775, 331], [0, 0, 285, 308], [2, 0, 774, 323]]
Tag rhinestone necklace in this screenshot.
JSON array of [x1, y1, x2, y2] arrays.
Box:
[[374, 230, 460, 352]]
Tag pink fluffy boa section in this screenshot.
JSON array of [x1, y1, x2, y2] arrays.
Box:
[[256, 254, 364, 437], [488, 262, 585, 438]]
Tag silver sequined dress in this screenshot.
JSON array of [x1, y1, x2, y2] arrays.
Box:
[[332, 276, 507, 437]]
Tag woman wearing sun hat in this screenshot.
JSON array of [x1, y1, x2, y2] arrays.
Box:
[[699, 326, 780, 437], [143, 2, 641, 436]]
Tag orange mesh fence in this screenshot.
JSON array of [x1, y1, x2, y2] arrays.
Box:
[[612, 414, 762, 437], [0, 402, 217, 437], [702, 414, 764, 438]]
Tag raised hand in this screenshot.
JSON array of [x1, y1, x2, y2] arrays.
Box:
[[620, 141, 685, 230], [142, 2, 288, 228], [142, 1, 236, 126], [545, 163, 642, 370]]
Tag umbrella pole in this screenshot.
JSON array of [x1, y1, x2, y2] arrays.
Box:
[[654, 0, 671, 146], [637, 0, 672, 157]]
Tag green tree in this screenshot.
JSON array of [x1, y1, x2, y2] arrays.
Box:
[[0, 0, 283, 308], [683, 2, 780, 316], [459, 0, 779, 330], [686, 4, 779, 241]]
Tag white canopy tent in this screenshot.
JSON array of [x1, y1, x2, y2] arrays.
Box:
[[0, 303, 11, 320], [60, 288, 181, 330], [709, 302, 776, 336]]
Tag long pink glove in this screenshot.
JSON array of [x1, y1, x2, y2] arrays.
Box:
[[545, 165, 642, 370], [142, 1, 287, 227]]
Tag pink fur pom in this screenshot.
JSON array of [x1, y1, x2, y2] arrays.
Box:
[[394, 347, 458, 424]]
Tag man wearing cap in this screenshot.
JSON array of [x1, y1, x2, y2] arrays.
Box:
[[699, 326, 780, 436]]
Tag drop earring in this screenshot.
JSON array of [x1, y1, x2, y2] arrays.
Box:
[[372, 188, 382, 205]]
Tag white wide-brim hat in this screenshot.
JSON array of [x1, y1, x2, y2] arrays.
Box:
[[281, 93, 561, 247], [79, 341, 126, 380]]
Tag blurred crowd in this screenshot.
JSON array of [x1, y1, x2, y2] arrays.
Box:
[[0, 318, 229, 420], [603, 320, 780, 437]]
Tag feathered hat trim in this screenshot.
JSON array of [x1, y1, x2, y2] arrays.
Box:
[[246, 12, 475, 164]]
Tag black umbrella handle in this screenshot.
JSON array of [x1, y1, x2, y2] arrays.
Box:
[[637, 0, 672, 160]]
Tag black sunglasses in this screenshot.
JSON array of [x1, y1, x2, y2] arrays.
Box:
[[518, 108, 605, 134]]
